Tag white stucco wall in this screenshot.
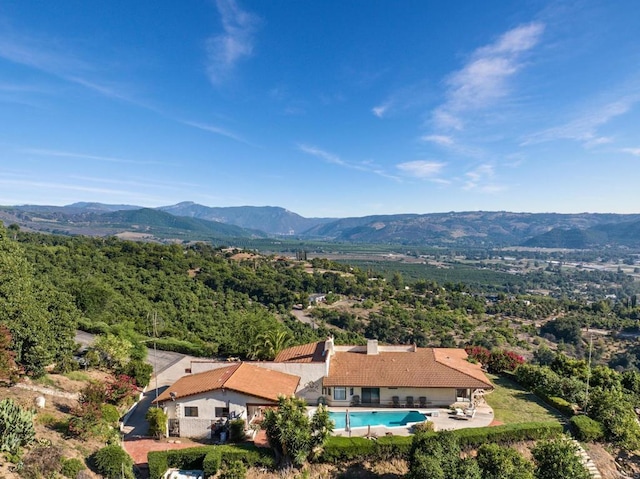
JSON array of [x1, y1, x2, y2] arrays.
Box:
[[163, 389, 276, 438]]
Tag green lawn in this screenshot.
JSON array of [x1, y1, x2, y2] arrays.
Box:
[[485, 374, 563, 425]]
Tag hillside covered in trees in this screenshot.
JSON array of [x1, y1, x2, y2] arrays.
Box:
[[2, 222, 640, 375]]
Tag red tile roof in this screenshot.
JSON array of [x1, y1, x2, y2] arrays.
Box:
[[274, 341, 326, 363], [323, 348, 492, 389], [154, 363, 300, 403]]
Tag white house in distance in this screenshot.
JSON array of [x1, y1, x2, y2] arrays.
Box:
[[157, 337, 493, 438]]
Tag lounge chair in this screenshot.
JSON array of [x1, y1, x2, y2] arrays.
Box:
[[418, 396, 427, 408], [406, 396, 415, 408], [392, 396, 401, 408], [351, 395, 360, 407]]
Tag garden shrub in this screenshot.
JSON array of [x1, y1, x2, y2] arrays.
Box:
[[319, 423, 562, 464], [218, 444, 274, 468], [148, 445, 274, 479], [167, 447, 210, 470], [570, 415, 604, 442], [543, 396, 576, 416], [412, 420, 435, 433], [320, 437, 376, 463], [228, 419, 246, 442], [146, 407, 168, 439], [61, 457, 86, 478], [147, 451, 169, 479], [374, 435, 413, 460], [101, 404, 121, 426], [453, 422, 562, 447], [202, 449, 221, 478], [120, 359, 153, 388], [219, 460, 246, 479], [93, 445, 134, 479]]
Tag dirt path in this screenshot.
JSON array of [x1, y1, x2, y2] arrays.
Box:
[[12, 382, 79, 400]]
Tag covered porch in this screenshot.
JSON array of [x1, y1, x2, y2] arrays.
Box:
[[321, 386, 480, 408]]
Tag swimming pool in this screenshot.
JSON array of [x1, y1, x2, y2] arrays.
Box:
[[329, 410, 426, 429]]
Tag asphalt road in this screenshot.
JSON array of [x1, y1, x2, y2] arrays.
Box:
[[75, 330, 188, 375]]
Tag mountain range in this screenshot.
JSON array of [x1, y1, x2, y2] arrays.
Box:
[[1, 202, 640, 249]]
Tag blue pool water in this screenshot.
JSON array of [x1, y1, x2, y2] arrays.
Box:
[[329, 410, 426, 429]]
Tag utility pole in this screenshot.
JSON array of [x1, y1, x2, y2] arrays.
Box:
[[585, 333, 593, 411], [153, 311, 159, 407]]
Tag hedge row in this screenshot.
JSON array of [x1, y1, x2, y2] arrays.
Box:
[[570, 415, 605, 442], [148, 444, 274, 479], [320, 435, 413, 463], [450, 421, 562, 447], [320, 422, 562, 463], [541, 396, 576, 417]]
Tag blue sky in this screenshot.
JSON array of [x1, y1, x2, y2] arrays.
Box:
[[1, 1, 639, 218]]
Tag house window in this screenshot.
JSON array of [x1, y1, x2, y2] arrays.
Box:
[[334, 387, 347, 401], [215, 407, 230, 418], [184, 407, 199, 417], [350, 388, 354, 396], [456, 389, 469, 401]]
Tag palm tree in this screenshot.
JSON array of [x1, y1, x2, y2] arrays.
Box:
[[249, 329, 292, 360]]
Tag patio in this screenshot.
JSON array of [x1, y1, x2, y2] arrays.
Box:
[[320, 403, 495, 437]]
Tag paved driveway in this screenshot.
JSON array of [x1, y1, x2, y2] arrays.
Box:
[[124, 356, 200, 438]]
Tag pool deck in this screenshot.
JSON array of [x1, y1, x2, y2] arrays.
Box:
[[324, 405, 494, 437]]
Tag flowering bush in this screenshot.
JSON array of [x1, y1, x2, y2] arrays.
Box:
[[465, 346, 491, 366], [488, 350, 525, 373], [105, 374, 138, 406], [465, 346, 524, 373]]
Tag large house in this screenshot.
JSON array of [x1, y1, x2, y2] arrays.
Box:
[[275, 338, 492, 407], [157, 338, 493, 438]]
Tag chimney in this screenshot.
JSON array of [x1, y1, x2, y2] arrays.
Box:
[[324, 336, 335, 357], [366, 339, 379, 355]]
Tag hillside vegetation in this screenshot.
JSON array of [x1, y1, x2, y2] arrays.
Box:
[[1, 223, 639, 368]]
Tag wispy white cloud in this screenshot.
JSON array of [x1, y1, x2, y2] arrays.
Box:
[[69, 175, 201, 190], [298, 144, 400, 180], [206, 0, 260, 85], [433, 22, 545, 130], [298, 144, 345, 166], [372, 103, 390, 118], [523, 95, 640, 147], [179, 119, 248, 144], [20, 148, 160, 165], [0, 178, 136, 197], [421, 135, 454, 146], [396, 160, 445, 179], [463, 164, 505, 192], [371, 80, 433, 119], [0, 30, 136, 103], [621, 147, 640, 156]]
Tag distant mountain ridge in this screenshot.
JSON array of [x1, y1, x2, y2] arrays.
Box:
[[524, 219, 640, 248], [2, 202, 640, 248], [158, 202, 334, 235], [303, 211, 640, 246]]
